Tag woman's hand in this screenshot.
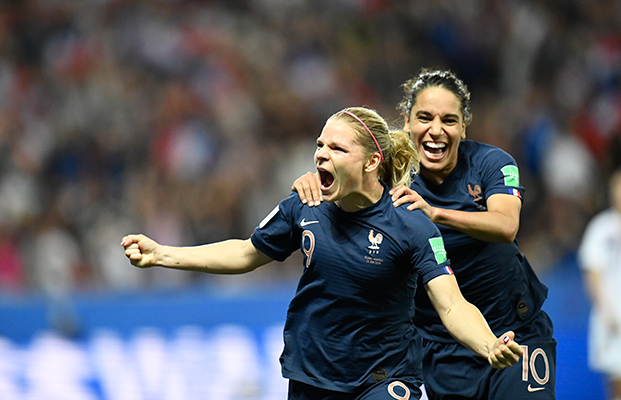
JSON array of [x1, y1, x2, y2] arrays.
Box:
[[487, 331, 523, 369], [292, 172, 323, 206], [390, 185, 436, 221], [121, 234, 159, 268]]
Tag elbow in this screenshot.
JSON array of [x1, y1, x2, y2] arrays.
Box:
[[490, 218, 519, 243], [498, 231, 516, 243], [499, 223, 519, 243]]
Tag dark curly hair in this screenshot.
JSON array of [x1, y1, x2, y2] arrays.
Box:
[[397, 68, 472, 126]]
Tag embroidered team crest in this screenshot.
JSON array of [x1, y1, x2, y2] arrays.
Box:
[[467, 183, 486, 210], [366, 229, 384, 263], [368, 229, 383, 251], [467, 184, 482, 202]]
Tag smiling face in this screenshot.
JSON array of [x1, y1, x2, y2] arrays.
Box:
[[315, 119, 381, 211], [403, 86, 467, 185]]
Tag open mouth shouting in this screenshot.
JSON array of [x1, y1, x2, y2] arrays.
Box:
[[422, 141, 447, 160], [318, 167, 335, 192]]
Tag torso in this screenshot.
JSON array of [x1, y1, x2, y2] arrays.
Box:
[[251, 183, 450, 391], [411, 140, 548, 340]]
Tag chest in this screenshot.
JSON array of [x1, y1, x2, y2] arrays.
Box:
[[298, 217, 412, 295], [414, 169, 488, 212]]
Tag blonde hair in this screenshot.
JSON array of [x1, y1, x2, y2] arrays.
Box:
[[329, 107, 419, 187]]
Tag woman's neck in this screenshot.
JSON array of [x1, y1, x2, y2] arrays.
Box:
[[336, 180, 384, 212]]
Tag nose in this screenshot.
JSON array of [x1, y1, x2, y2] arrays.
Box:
[[315, 145, 328, 162], [429, 116, 443, 137]]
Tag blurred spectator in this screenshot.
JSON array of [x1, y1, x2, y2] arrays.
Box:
[[0, 227, 25, 293], [0, 0, 617, 295], [579, 169, 621, 400], [22, 205, 86, 336]]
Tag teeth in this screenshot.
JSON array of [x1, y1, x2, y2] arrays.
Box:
[[424, 150, 441, 158], [425, 142, 445, 149]]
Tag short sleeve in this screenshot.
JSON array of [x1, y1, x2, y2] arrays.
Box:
[[405, 210, 453, 284], [480, 147, 525, 201], [251, 193, 300, 262], [417, 235, 453, 284]]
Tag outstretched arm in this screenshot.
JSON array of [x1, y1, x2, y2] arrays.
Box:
[[390, 186, 521, 243], [425, 274, 523, 369], [121, 234, 273, 274]]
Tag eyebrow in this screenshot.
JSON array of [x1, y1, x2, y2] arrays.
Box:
[[415, 110, 461, 120], [317, 137, 349, 150]]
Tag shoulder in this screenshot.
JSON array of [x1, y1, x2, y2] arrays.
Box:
[[279, 191, 306, 211], [272, 192, 303, 216], [388, 205, 448, 268], [586, 209, 620, 231], [258, 192, 304, 227], [580, 209, 621, 251], [390, 204, 440, 238], [370, 190, 439, 240], [462, 140, 516, 164], [579, 209, 621, 265], [461, 141, 520, 187]]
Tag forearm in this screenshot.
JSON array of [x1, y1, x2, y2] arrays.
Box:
[[155, 239, 271, 274], [439, 298, 497, 358], [427, 274, 522, 368], [431, 207, 518, 243]]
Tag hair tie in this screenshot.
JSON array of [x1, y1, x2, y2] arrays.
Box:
[[338, 110, 384, 162]]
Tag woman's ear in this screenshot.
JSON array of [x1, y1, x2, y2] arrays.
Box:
[[365, 153, 382, 173], [403, 115, 411, 133]]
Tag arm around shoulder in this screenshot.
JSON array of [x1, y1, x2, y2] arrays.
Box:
[[432, 193, 521, 243]]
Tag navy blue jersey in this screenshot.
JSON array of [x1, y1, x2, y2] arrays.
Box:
[[251, 182, 451, 392], [411, 140, 549, 341]]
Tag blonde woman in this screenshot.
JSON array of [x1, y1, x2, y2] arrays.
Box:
[[122, 107, 521, 400]]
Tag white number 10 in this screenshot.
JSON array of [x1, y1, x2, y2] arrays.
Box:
[[521, 345, 550, 385]]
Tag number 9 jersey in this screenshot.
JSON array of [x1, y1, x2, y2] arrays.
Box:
[[251, 181, 452, 394]]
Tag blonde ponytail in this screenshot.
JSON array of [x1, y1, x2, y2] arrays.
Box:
[[330, 107, 419, 187]]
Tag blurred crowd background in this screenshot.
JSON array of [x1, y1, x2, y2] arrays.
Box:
[[0, 0, 620, 305]]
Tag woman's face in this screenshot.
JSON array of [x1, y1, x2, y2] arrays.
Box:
[[404, 86, 467, 184], [314, 119, 371, 208]]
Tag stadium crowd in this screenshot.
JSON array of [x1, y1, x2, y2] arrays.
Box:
[[0, 0, 619, 299]]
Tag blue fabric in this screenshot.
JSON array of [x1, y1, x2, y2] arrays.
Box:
[[422, 310, 556, 400], [251, 181, 449, 392], [411, 140, 549, 341]]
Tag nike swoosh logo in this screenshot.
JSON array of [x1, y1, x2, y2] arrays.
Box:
[[300, 219, 319, 227], [527, 384, 545, 392]]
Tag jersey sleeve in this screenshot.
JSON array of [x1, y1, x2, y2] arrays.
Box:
[[406, 210, 453, 284], [250, 193, 301, 262], [479, 146, 525, 201]]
